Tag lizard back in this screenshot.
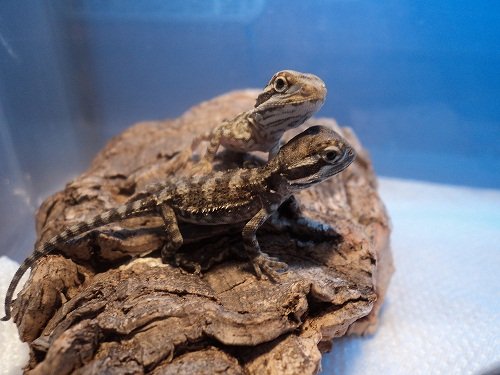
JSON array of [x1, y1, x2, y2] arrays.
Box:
[[163, 166, 275, 225]]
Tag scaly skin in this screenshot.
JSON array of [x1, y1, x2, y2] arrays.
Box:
[[193, 70, 327, 171], [1, 125, 355, 321]]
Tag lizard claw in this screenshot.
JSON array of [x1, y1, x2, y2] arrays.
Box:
[[242, 160, 260, 169], [191, 160, 213, 176], [174, 254, 202, 275], [251, 253, 288, 281]]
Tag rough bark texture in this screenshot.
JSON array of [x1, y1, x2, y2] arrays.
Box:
[[11, 90, 394, 375]]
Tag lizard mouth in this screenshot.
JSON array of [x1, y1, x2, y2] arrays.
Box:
[[287, 149, 356, 191], [263, 97, 325, 108]]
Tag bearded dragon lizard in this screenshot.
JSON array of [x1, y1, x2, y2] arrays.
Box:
[[1, 125, 355, 321], [192, 70, 327, 171]]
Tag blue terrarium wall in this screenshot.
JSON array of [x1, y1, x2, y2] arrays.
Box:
[[1, 0, 499, 210]]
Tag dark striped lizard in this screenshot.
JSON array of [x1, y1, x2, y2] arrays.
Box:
[[192, 70, 327, 171], [2, 125, 355, 321]]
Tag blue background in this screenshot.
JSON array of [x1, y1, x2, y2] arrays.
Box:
[[1, 0, 499, 200]]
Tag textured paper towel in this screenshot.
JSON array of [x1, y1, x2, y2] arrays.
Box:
[[1, 178, 499, 374], [323, 178, 500, 375], [0, 257, 29, 375]]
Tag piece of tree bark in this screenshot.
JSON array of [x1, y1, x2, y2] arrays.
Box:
[[11, 90, 394, 374]]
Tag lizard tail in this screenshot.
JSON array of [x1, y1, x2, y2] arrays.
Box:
[[1, 195, 158, 321], [1, 248, 49, 321]]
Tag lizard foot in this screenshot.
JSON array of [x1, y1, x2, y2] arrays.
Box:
[[242, 160, 260, 169], [174, 254, 202, 275], [251, 253, 288, 281], [190, 160, 213, 176]]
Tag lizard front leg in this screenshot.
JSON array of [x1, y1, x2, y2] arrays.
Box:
[[194, 116, 254, 173], [203, 125, 225, 164], [191, 125, 225, 174], [159, 205, 206, 274], [242, 205, 288, 280]]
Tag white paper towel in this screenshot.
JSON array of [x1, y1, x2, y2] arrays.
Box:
[[1, 178, 499, 374], [0, 257, 29, 375], [323, 178, 500, 375]]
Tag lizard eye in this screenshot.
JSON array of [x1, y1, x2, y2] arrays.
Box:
[[273, 77, 288, 92], [322, 147, 341, 163]]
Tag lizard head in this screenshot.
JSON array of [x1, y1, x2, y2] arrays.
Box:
[[254, 70, 327, 116], [275, 125, 356, 191]]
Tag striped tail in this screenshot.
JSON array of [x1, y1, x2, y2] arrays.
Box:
[[1, 195, 158, 321]]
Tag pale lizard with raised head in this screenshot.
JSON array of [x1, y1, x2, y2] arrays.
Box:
[[2, 125, 355, 321], [192, 70, 327, 171]]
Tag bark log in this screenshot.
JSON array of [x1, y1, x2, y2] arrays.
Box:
[[11, 90, 394, 374]]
